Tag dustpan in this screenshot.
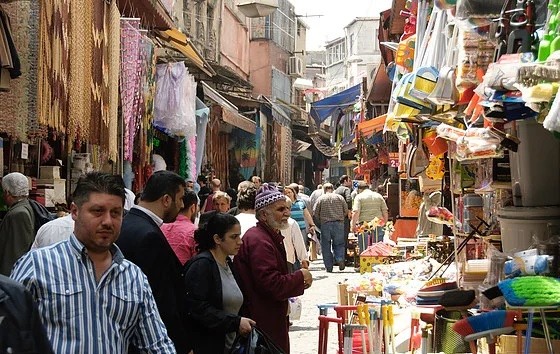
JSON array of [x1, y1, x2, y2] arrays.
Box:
[[410, 66, 439, 100]]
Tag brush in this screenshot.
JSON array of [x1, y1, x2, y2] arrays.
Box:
[[453, 310, 517, 354]]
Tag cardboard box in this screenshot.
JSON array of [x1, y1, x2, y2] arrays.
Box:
[[497, 334, 560, 353], [40, 166, 60, 180]]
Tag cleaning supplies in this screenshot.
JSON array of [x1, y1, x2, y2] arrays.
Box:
[[453, 310, 517, 354], [498, 276, 560, 306]]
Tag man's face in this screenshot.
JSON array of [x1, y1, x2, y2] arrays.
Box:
[[252, 177, 261, 189], [189, 204, 199, 223], [186, 181, 194, 190], [263, 200, 290, 231], [162, 186, 185, 223], [213, 198, 230, 213], [344, 179, 352, 187], [72, 192, 124, 253]]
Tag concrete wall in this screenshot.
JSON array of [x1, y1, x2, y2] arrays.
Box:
[[220, 3, 250, 79], [249, 40, 272, 97]]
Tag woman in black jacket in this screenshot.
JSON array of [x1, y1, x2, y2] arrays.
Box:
[[184, 211, 255, 353]]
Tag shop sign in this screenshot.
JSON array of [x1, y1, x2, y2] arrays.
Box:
[[21, 143, 28, 159], [389, 152, 399, 168]]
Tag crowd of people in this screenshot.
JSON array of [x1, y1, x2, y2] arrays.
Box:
[[0, 170, 388, 354]]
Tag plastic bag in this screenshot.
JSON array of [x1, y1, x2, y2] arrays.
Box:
[[229, 326, 285, 354], [288, 297, 302, 321]]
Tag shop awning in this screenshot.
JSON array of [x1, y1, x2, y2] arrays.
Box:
[[310, 84, 361, 124], [201, 82, 256, 134], [357, 114, 387, 137], [116, 0, 174, 30], [367, 62, 392, 104], [292, 139, 312, 153], [156, 29, 216, 77]]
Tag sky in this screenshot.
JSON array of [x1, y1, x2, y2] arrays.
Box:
[[289, 0, 393, 51]]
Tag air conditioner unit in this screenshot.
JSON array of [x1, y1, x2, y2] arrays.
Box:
[[288, 56, 303, 77]]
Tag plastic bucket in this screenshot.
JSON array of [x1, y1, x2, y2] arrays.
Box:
[[497, 206, 560, 254], [433, 310, 470, 353]]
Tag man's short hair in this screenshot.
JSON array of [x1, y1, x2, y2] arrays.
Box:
[[237, 181, 257, 210], [322, 183, 334, 191], [140, 171, 186, 202], [339, 175, 350, 184], [181, 191, 199, 212], [197, 175, 207, 184], [1, 172, 29, 197], [212, 191, 231, 202], [72, 172, 126, 207], [356, 181, 369, 190], [210, 178, 221, 189]]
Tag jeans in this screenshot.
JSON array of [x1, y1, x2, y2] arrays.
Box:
[[320, 221, 345, 271]]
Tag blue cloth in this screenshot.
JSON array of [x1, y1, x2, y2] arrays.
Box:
[[320, 221, 346, 271], [10, 234, 175, 354], [290, 199, 307, 231], [310, 84, 361, 124]]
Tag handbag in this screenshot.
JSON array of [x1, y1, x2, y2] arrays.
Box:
[[229, 326, 285, 354]]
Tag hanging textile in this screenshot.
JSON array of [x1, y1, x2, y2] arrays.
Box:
[[0, 1, 43, 141], [39, 0, 70, 134], [187, 137, 196, 181], [153, 62, 196, 137], [68, 0, 92, 142], [195, 97, 209, 175], [120, 18, 142, 161], [106, 2, 120, 161]]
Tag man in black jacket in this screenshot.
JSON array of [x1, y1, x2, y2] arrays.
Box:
[[0, 274, 53, 354], [116, 171, 188, 353]]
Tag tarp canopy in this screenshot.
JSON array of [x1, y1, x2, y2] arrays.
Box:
[[310, 84, 361, 124]]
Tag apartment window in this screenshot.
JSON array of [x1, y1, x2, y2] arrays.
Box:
[[349, 34, 354, 56], [327, 41, 346, 66], [373, 28, 380, 53]]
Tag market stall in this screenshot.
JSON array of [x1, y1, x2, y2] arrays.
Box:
[[328, 0, 560, 352]]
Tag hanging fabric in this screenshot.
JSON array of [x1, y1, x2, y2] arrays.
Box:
[[153, 62, 196, 137], [195, 97, 209, 175], [0, 1, 43, 141]]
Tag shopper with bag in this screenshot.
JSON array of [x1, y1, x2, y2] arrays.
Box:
[[184, 211, 255, 353], [233, 183, 313, 353]]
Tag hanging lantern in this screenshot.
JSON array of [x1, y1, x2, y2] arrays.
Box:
[[237, 0, 279, 18]]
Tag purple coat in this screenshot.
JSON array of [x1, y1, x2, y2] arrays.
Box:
[[233, 222, 305, 353]]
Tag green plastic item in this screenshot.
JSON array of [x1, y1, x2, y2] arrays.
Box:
[[539, 33, 553, 62]]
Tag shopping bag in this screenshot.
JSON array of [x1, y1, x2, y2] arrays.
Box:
[[229, 326, 285, 354], [288, 297, 302, 321]]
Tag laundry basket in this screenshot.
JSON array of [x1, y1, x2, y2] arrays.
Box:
[[433, 310, 471, 353]]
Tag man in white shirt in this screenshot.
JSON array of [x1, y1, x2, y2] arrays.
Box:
[[283, 197, 309, 272], [30, 214, 74, 249]]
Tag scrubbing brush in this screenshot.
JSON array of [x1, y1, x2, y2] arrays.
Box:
[[453, 310, 517, 354]]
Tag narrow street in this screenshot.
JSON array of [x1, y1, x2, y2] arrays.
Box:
[[290, 257, 355, 354]]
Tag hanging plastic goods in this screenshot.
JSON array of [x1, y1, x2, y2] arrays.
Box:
[[455, 0, 507, 29]]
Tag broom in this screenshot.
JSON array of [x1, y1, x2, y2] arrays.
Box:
[[452, 310, 517, 354]]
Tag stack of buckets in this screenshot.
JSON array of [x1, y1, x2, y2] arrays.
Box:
[[498, 119, 560, 258]]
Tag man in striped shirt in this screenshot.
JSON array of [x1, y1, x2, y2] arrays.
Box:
[[11, 172, 175, 354]]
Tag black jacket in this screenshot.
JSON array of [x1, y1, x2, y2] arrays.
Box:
[[0, 275, 53, 354], [116, 208, 189, 354], [184, 251, 241, 353]]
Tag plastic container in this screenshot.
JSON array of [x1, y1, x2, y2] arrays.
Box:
[[497, 206, 560, 254], [506, 119, 560, 207]]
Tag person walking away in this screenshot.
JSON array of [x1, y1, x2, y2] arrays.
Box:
[[351, 181, 389, 252], [161, 191, 199, 266], [201, 178, 222, 212], [335, 175, 353, 256], [233, 183, 313, 353], [309, 184, 324, 213], [116, 170, 188, 354], [0, 172, 35, 275], [283, 197, 309, 272], [11, 172, 175, 353], [234, 181, 257, 237], [0, 274, 54, 353], [184, 211, 255, 353], [314, 183, 348, 272]]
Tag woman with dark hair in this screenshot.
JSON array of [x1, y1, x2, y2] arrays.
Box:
[[184, 211, 255, 353]]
